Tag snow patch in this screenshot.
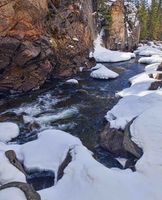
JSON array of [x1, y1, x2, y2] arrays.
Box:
[[0, 122, 19, 142], [90, 64, 119, 79]]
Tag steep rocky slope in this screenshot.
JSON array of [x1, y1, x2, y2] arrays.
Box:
[[0, 0, 96, 92]]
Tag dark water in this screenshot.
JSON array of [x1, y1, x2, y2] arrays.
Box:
[[0, 58, 145, 190]]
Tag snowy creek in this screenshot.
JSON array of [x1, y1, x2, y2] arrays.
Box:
[[0, 57, 145, 190]]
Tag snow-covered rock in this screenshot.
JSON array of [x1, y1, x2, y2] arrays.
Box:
[[90, 64, 119, 79], [145, 63, 161, 72], [139, 55, 162, 64], [135, 46, 162, 56], [0, 122, 19, 142], [134, 41, 162, 56], [17, 130, 81, 176], [106, 90, 162, 129], [66, 79, 79, 84], [117, 72, 155, 97]]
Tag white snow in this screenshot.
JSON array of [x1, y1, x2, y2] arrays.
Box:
[[90, 64, 119, 79], [130, 106, 162, 193], [138, 55, 162, 64], [106, 43, 162, 129], [66, 79, 79, 84], [145, 63, 160, 72], [17, 130, 81, 177], [0, 122, 19, 142], [106, 90, 162, 129], [0, 124, 162, 200], [134, 41, 162, 56], [0, 152, 26, 185], [117, 72, 155, 97], [0, 188, 26, 200], [91, 34, 135, 63]]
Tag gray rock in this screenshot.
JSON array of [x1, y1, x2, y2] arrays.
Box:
[[5, 150, 26, 175], [149, 81, 162, 90], [100, 120, 143, 158], [57, 150, 72, 181], [100, 123, 126, 156], [123, 119, 143, 158]]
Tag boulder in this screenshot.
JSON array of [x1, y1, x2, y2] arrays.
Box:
[[100, 123, 126, 156], [149, 81, 162, 90], [100, 120, 143, 158]]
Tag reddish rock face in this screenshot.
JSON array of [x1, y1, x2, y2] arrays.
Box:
[[48, 0, 96, 77], [0, 0, 48, 38], [0, 0, 95, 93], [107, 0, 126, 50], [102, 0, 140, 51]]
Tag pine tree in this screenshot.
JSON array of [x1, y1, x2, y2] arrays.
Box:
[[98, 0, 112, 33], [138, 0, 149, 40], [148, 0, 161, 40]]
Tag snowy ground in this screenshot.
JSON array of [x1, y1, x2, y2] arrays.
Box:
[[90, 33, 135, 63], [0, 42, 162, 200]]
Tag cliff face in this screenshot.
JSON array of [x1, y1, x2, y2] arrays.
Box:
[[0, 0, 96, 93], [102, 0, 140, 51]]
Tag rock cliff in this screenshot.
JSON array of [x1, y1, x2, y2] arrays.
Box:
[[101, 0, 140, 51], [0, 0, 96, 93]]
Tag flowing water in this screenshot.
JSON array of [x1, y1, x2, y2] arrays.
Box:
[[0, 58, 145, 190]]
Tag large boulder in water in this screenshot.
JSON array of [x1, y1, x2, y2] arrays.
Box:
[[99, 121, 143, 158]]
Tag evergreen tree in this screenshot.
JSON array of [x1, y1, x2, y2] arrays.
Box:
[[98, 0, 112, 33], [138, 0, 149, 40]]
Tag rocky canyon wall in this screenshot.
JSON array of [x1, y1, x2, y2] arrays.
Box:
[[0, 0, 96, 93], [102, 0, 140, 51]]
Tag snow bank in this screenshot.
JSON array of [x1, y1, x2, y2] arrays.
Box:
[[117, 72, 155, 97], [90, 34, 135, 63], [106, 90, 162, 129], [17, 130, 81, 176], [139, 55, 162, 64], [0, 124, 162, 200], [130, 106, 162, 198], [0, 188, 26, 200], [135, 45, 162, 56], [0, 122, 19, 142], [145, 63, 160, 72], [134, 41, 162, 56], [90, 64, 119, 79]]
